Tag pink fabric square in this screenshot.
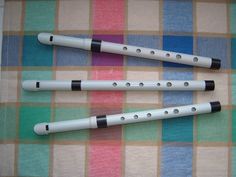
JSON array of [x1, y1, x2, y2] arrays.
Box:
[[93, 0, 125, 32], [91, 67, 124, 80], [89, 67, 124, 105], [90, 91, 123, 105], [88, 141, 122, 177]]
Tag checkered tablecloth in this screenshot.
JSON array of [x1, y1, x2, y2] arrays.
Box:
[[0, 0, 235, 176]]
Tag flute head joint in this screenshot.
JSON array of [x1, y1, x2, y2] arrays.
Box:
[[38, 33, 54, 45], [22, 80, 40, 91], [34, 123, 49, 135]]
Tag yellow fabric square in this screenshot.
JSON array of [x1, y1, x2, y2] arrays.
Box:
[[196, 2, 228, 33]]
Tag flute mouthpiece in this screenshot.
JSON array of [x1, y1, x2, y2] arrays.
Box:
[[22, 80, 39, 91], [38, 33, 54, 45], [34, 123, 49, 135]]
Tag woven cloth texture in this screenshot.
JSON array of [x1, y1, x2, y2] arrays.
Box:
[[0, 0, 235, 177]]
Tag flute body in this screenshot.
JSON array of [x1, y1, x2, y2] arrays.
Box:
[[34, 102, 221, 135], [38, 33, 221, 69], [22, 80, 215, 91]]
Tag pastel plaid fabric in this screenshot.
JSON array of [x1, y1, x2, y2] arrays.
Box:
[[0, 0, 235, 177]]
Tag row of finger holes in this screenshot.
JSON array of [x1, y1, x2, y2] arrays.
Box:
[[123, 46, 156, 55], [166, 54, 199, 63], [122, 49, 173, 58], [166, 53, 198, 62], [122, 46, 199, 63], [166, 82, 190, 87], [113, 82, 190, 87], [123, 46, 142, 53], [113, 82, 144, 87], [120, 113, 152, 120], [120, 107, 197, 120], [164, 107, 197, 115]]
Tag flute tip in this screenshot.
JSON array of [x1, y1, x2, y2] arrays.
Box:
[[38, 33, 53, 45], [34, 123, 49, 135], [210, 101, 221, 113], [205, 80, 215, 91], [22, 80, 39, 91], [210, 58, 221, 70]]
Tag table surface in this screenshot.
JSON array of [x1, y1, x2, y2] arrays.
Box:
[[0, 0, 236, 177]]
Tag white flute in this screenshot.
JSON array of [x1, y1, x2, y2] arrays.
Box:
[[34, 101, 221, 135], [22, 80, 215, 91], [38, 33, 221, 69]]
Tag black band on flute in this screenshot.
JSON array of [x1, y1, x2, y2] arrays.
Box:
[[71, 80, 81, 91], [205, 80, 215, 91], [96, 115, 107, 128], [210, 58, 221, 70], [91, 39, 102, 52], [210, 101, 221, 113]]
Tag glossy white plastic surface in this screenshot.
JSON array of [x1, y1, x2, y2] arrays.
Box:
[[37, 33, 215, 68], [22, 80, 209, 91], [34, 102, 217, 135]]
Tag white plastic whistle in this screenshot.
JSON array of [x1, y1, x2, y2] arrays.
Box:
[[22, 80, 215, 91], [38, 33, 221, 69], [34, 102, 221, 135]]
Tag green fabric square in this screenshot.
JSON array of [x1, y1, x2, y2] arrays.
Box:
[[197, 110, 229, 142], [24, 0, 55, 31], [232, 74, 236, 105], [53, 107, 89, 140], [123, 107, 160, 141], [162, 116, 193, 142], [18, 144, 49, 177], [0, 105, 17, 140], [22, 35, 53, 66], [21, 70, 52, 103], [232, 110, 236, 142], [230, 4, 236, 34], [19, 106, 50, 141]]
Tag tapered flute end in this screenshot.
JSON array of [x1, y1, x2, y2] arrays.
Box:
[[205, 80, 215, 91], [210, 58, 221, 70], [210, 101, 221, 113], [22, 80, 38, 91], [38, 33, 53, 45], [34, 123, 49, 135]]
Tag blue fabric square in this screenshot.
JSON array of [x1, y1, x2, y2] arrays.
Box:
[[231, 38, 236, 69], [162, 116, 193, 142], [1, 35, 20, 66], [197, 37, 230, 69], [162, 69, 193, 143], [56, 35, 89, 66], [22, 35, 53, 66], [18, 144, 49, 177], [163, 0, 193, 33], [126, 35, 161, 66], [161, 145, 192, 177], [163, 69, 193, 106], [163, 35, 193, 68]]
